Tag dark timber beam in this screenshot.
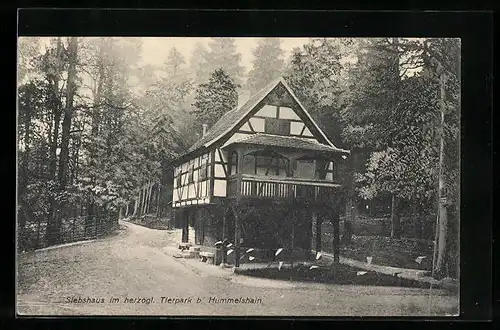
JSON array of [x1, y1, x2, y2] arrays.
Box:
[[332, 209, 340, 264], [222, 204, 228, 264], [234, 209, 241, 267], [305, 208, 313, 260], [233, 149, 245, 268], [181, 209, 189, 243], [314, 212, 322, 253]]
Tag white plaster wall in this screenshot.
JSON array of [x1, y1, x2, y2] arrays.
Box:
[[213, 179, 227, 196]]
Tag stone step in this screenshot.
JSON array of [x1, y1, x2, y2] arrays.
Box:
[[178, 242, 191, 251], [178, 250, 200, 259], [199, 251, 215, 263], [189, 250, 200, 258]]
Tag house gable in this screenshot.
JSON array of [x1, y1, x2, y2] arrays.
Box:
[[219, 79, 335, 149]]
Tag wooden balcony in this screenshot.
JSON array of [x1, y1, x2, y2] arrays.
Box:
[[227, 174, 342, 204]]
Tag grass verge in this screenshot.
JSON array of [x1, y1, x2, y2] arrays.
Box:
[[239, 263, 436, 289]]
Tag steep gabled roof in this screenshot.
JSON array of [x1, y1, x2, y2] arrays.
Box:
[[185, 78, 282, 154], [179, 77, 350, 162]]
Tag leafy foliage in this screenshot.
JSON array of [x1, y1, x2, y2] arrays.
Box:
[[246, 38, 285, 94], [192, 69, 240, 129], [17, 37, 194, 249], [205, 38, 245, 86]]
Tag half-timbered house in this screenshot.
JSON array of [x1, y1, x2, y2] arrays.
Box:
[[171, 78, 350, 266]]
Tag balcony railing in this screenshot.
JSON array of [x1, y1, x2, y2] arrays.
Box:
[[227, 174, 342, 203]]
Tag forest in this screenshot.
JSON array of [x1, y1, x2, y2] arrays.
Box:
[[17, 37, 460, 279]]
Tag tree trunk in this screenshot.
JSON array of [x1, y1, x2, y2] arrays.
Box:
[[133, 193, 139, 217], [390, 194, 401, 238], [138, 186, 143, 216], [137, 188, 143, 217], [156, 183, 161, 217], [69, 122, 84, 185], [142, 184, 148, 216], [18, 88, 33, 249], [343, 151, 359, 243], [49, 37, 78, 245], [57, 37, 78, 191], [147, 182, 154, 214], [433, 67, 450, 278], [412, 199, 422, 239], [45, 37, 64, 246], [85, 200, 95, 237]]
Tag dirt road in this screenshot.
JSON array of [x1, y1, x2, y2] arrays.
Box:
[[17, 221, 458, 316]]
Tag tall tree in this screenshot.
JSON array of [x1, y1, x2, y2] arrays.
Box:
[[205, 38, 245, 86], [189, 41, 210, 83], [285, 38, 354, 240], [18, 37, 41, 84], [285, 38, 347, 145], [342, 38, 410, 239], [57, 37, 79, 192], [420, 38, 460, 278], [163, 47, 187, 79], [246, 38, 285, 94], [192, 69, 239, 130], [39, 37, 67, 245]]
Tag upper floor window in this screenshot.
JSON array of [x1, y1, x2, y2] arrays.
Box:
[[187, 165, 194, 183], [229, 151, 238, 175], [315, 159, 335, 181], [248, 150, 290, 177], [265, 117, 290, 135], [176, 173, 183, 187], [292, 158, 315, 179], [199, 162, 208, 180]]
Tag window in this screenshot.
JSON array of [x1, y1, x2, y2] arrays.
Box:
[[241, 154, 255, 174], [229, 152, 238, 175], [254, 151, 289, 177], [188, 165, 194, 183], [265, 118, 290, 135], [200, 162, 208, 180], [176, 174, 183, 187], [294, 159, 315, 179], [315, 159, 335, 181]]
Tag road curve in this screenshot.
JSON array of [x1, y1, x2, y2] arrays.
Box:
[[17, 220, 458, 316]]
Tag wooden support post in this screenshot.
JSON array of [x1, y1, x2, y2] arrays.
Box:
[[316, 213, 322, 253], [311, 211, 317, 256], [222, 205, 227, 264], [332, 210, 340, 264], [234, 206, 241, 268], [233, 149, 244, 268], [181, 209, 189, 243], [305, 208, 313, 260], [290, 209, 295, 268]]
